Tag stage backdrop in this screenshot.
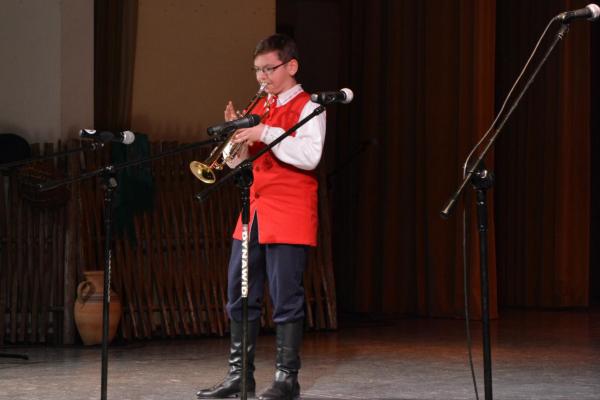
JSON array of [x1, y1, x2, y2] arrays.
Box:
[[279, 0, 499, 319], [495, 0, 590, 308]]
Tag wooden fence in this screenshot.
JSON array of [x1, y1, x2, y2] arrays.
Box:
[[0, 140, 337, 344]]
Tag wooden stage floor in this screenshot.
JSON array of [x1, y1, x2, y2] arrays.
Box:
[[1, 308, 599, 399]]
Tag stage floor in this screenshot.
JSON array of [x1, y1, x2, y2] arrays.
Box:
[[1, 309, 599, 400]]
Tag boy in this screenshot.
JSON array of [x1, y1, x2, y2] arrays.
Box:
[[196, 33, 326, 400]]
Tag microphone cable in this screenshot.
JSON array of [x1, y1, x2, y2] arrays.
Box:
[[462, 204, 480, 400], [462, 16, 559, 175]]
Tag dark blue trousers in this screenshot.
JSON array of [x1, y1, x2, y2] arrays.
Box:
[[226, 217, 308, 324]]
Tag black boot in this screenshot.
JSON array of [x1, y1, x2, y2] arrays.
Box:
[[197, 319, 260, 398], [259, 320, 303, 400]]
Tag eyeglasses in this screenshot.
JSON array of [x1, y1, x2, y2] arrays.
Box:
[[252, 61, 288, 75]]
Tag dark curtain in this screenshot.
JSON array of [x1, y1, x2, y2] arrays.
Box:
[[495, 0, 590, 307], [280, 0, 498, 318], [94, 0, 138, 131], [592, 8, 600, 306], [335, 0, 498, 318], [278, 0, 592, 317]]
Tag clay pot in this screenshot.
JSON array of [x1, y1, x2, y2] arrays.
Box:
[[74, 270, 122, 345]]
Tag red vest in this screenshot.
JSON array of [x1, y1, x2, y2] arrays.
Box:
[[232, 91, 319, 246]]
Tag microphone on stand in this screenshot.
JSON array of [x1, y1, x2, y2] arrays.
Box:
[[310, 88, 354, 105], [79, 129, 136, 145], [207, 114, 261, 136], [557, 3, 600, 23]]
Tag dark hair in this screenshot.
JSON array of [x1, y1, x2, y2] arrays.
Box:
[[254, 34, 299, 63]]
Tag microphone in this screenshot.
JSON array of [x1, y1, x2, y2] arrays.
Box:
[[557, 3, 600, 23], [310, 88, 354, 105], [79, 129, 136, 145], [207, 114, 261, 136]]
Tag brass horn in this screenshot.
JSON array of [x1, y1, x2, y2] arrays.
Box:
[[190, 82, 268, 184]]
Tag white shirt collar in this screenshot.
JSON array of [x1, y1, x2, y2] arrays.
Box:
[[269, 84, 303, 107]]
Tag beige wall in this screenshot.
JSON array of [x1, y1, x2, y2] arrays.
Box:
[[0, 0, 93, 145], [131, 0, 276, 141]]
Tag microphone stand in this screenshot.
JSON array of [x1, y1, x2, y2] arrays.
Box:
[[195, 103, 327, 400], [35, 136, 223, 400], [440, 20, 570, 400], [0, 141, 105, 171]]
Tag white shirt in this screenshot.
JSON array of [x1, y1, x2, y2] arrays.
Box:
[[227, 84, 326, 170]]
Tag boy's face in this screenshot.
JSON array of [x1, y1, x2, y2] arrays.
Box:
[[253, 51, 298, 95]]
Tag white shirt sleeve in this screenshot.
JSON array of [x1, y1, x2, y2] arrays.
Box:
[[260, 101, 326, 170]]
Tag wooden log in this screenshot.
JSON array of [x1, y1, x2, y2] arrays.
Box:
[[63, 143, 80, 344], [142, 217, 159, 336], [146, 200, 171, 337], [8, 174, 20, 343], [156, 143, 186, 336], [202, 193, 226, 334], [54, 208, 65, 343], [37, 143, 55, 341], [19, 202, 31, 342], [318, 177, 337, 329], [0, 174, 8, 345], [303, 254, 316, 329], [133, 217, 156, 337], [214, 187, 232, 330], [136, 230, 153, 339], [122, 232, 148, 338], [31, 207, 41, 342], [167, 156, 198, 336], [177, 154, 208, 335], [311, 249, 327, 329], [198, 192, 222, 335], [115, 239, 137, 339], [150, 150, 177, 337], [185, 179, 213, 335], [145, 142, 171, 337]]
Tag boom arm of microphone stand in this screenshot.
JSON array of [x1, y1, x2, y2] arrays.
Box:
[[195, 105, 327, 202], [34, 136, 223, 192], [440, 21, 569, 219], [0, 142, 105, 171]]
